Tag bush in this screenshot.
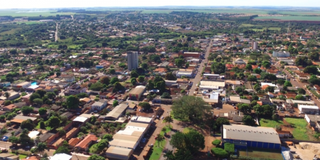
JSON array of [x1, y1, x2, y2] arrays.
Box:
[[224, 142, 235, 153], [212, 139, 221, 146], [211, 147, 228, 158]]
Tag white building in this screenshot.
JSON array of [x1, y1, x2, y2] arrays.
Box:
[[298, 105, 319, 114], [127, 51, 139, 71], [252, 41, 258, 50], [272, 51, 290, 58]]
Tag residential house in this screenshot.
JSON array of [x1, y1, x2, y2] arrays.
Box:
[[75, 134, 98, 151], [65, 84, 86, 95], [233, 58, 246, 65], [60, 74, 75, 82], [91, 100, 108, 111]]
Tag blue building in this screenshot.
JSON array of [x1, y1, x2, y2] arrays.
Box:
[[222, 124, 281, 150]]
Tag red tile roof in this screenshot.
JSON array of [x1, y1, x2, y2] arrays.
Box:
[[75, 134, 98, 149]]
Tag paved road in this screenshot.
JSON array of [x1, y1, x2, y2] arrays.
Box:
[[189, 40, 212, 96], [273, 56, 320, 107], [55, 23, 59, 42]]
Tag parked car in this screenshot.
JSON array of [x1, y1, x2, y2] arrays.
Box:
[[2, 136, 8, 142]]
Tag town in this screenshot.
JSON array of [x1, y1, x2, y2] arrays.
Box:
[[0, 7, 319, 160]]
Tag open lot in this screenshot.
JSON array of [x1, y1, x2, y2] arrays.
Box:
[[0, 9, 74, 17], [254, 15, 320, 21], [283, 118, 317, 141], [238, 148, 283, 160], [259, 118, 283, 128]]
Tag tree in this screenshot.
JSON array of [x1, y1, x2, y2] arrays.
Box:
[[130, 78, 137, 85], [211, 62, 225, 74], [90, 82, 104, 91], [66, 95, 79, 109], [19, 129, 34, 146], [9, 136, 19, 145], [309, 75, 320, 85], [46, 116, 60, 129], [161, 92, 171, 99], [36, 90, 47, 97], [265, 86, 275, 92], [175, 58, 185, 68], [36, 142, 47, 154], [224, 143, 235, 154], [170, 129, 205, 155], [4, 92, 10, 99], [88, 155, 106, 160], [39, 108, 47, 116], [253, 68, 262, 74], [102, 134, 113, 141], [214, 118, 230, 131], [211, 147, 228, 158], [55, 145, 70, 155], [89, 139, 108, 154], [298, 88, 306, 94], [21, 106, 34, 115], [304, 65, 318, 74], [243, 115, 256, 126], [100, 76, 110, 85], [30, 93, 41, 103], [295, 95, 305, 100], [245, 64, 252, 71], [309, 52, 319, 61], [45, 92, 56, 99], [113, 100, 118, 107], [110, 77, 119, 84], [113, 82, 124, 92], [164, 148, 193, 160], [138, 76, 145, 82], [235, 87, 244, 94], [109, 68, 115, 74], [238, 103, 251, 114], [277, 79, 285, 85], [284, 80, 292, 87], [247, 75, 257, 82], [21, 119, 35, 130], [172, 96, 211, 123], [262, 61, 271, 68], [165, 72, 177, 80], [141, 63, 148, 70], [139, 102, 151, 110], [33, 98, 43, 107], [295, 56, 312, 67], [164, 116, 173, 125]]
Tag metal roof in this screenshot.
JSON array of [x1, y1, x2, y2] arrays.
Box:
[[223, 124, 281, 144], [106, 103, 128, 120], [128, 85, 146, 95]]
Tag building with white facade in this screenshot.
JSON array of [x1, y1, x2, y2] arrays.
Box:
[[127, 51, 139, 71]]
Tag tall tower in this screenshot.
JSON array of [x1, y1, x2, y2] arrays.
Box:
[[127, 51, 139, 71], [252, 41, 258, 50]]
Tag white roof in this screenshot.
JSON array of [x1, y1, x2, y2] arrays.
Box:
[[28, 131, 40, 139], [261, 82, 276, 87], [130, 116, 153, 123], [72, 116, 88, 123], [200, 81, 225, 87], [286, 99, 315, 105], [298, 105, 319, 110], [27, 85, 39, 89], [50, 153, 72, 160], [223, 124, 281, 144]]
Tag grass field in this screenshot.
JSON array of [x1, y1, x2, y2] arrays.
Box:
[[254, 15, 320, 21], [16, 21, 43, 25], [238, 148, 283, 160], [284, 118, 309, 140], [149, 125, 171, 160], [259, 118, 283, 128], [0, 28, 21, 35]]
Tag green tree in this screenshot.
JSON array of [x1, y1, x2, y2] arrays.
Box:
[[139, 102, 151, 110], [172, 96, 211, 123], [39, 108, 47, 116], [141, 63, 148, 70], [102, 134, 113, 141], [211, 62, 225, 74], [295, 95, 305, 100], [29, 93, 41, 103], [243, 115, 255, 126], [262, 61, 271, 68], [9, 136, 19, 145], [66, 95, 79, 109], [253, 68, 262, 74], [88, 155, 105, 160], [309, 52, 319, 61], [247, 75, 257, 81], [161, 92, 171, 98], [213, 118, 230, 131], [90, 82, 104, 91], [100, 76, 110, 85], [224, 143, 235, 154], [284, 80, 292, 87], [212, 139, 221, 146], [21, 119, 35, 130], [170, 129, 205, 154], [138, 76, 145, 83], [113, 100, 118, 107], [245, 64, 252, 71], [175, 58, 185, 68], [165, 72, 177, 80], [21, 106, 34, 115], [238, 103, 251, 114], [110, 77, 119, 84], [45, 92, 56, 99], [304, 65, 318, 74], [33, 98, 43, 107], [164, 116, 173, 125], [46, 116, 60, 129], [36, 142, 47, 154], [295, 56, 312, 67]]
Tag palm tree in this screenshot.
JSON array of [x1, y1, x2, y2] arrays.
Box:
[[164, 116, 173, 127]]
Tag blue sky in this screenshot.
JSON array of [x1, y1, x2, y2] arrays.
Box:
[[1, 0, 320, 9]]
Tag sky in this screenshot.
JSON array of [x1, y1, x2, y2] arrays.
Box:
[[1, 0, 320, 9]]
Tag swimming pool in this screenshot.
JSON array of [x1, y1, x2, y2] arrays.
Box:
[[31, 82, 37, 86]]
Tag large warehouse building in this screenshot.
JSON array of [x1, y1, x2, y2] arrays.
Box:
[[222, 124, 281, 150]]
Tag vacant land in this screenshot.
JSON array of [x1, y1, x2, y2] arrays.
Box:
[[259, 118, 283, 128], [238, 148, 283, 160], [254, 15, 320, 21], [284, 118, 314, 141]]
